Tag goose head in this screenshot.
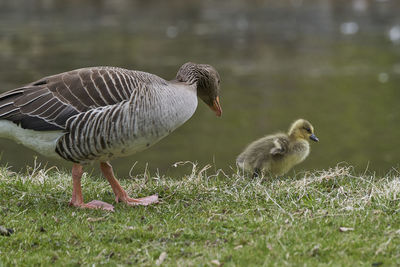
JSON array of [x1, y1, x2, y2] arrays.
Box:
[[176, 62, 222, 116], [288, 119, 319, 142]]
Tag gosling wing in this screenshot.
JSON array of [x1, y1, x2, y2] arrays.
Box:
[[269, 136, 289, 156]]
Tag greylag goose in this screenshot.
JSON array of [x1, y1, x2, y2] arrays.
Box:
[[0, 62, 222, 211], [236, 119, 318, 178]]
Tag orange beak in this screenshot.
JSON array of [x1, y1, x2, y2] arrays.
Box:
[[210, 96, 222, 117]]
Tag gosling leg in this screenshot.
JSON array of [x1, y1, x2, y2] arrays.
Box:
[[253, 168, 261, 178]]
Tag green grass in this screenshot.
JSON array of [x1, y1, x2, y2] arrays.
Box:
[[1, 162, 400, 266]]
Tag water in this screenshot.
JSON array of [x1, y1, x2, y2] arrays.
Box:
[[0, 0, 399, 177]]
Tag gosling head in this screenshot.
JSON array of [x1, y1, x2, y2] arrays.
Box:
[[176, 62, 222, 116], [288, 119, 319, 142]]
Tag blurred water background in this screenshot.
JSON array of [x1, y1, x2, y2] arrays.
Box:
[[0, 0, 399, 177]]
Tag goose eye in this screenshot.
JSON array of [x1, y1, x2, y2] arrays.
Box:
[[304, 127, 311, 133]]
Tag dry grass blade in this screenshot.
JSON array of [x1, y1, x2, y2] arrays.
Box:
[[87, 217, 106, 222], [339, 227, 354, 232]]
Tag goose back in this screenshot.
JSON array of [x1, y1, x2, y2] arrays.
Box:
[[0, 67, 167, 131]]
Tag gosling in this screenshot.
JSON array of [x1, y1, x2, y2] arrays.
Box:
[[236, 119, 319, 178]]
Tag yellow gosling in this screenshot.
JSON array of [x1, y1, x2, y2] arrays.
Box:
[[236, 119, 319, 178]]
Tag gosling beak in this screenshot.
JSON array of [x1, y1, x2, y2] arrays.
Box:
[[310, 134, 319, 142], [209, 96, 222, 117]]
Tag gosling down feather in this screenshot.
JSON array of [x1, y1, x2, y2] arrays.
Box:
[[236, 119, 318, 178], [0, 62, 222, 211]]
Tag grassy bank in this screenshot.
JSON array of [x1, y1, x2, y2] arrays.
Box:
[[0, 162, 400, 266]]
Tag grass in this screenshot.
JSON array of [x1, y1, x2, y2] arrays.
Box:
[[0, 162, 400, 266]]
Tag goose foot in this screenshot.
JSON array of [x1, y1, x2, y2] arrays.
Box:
[[116, 194, 159, 206], [69, 199, 115, 211], [100, 162, 159, 207]]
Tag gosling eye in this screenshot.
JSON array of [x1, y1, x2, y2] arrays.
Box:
[[304, 127, 312, 133]]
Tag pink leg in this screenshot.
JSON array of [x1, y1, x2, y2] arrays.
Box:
[[100, 162, 158, 206], [69, 163, 114, 211]]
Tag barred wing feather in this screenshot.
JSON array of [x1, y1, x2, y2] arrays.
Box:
[[0, 67, 167, 131]]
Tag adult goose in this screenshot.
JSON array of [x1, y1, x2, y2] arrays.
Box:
[[0, 62, 222, 211]]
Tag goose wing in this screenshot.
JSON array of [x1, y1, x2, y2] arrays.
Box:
[[55, 100, 132, 163], [0, 67, 166, 131]]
